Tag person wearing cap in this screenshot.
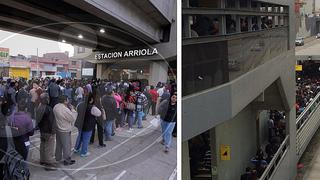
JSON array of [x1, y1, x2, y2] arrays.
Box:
[[101, 87, 117, 141], [53, 95, 77, 165], [36, 93, 57, 170]]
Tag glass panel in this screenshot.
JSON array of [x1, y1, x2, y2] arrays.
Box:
[[186, 15, 221, 37], [182, 28, 289, 96], [183, 41, 229, 96], [226, 15, 237, 34], [189, 0, 220, 8], [226, 0, 236, 8]]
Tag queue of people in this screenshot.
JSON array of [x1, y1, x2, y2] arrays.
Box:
[[0, 77, 177, 177], [296, 76, 320, 116], [241, 110, 286, 180]]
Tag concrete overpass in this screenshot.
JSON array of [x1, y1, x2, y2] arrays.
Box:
[[0, 0, 175, 51]]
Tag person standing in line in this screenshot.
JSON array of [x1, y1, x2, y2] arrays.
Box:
[[101, 88, 117, 141], [9, 101, 34, 160], [134, 88, 147, 129], [53, 95, 77, 166], [113, 89, 122, 131], [48, 79, 61, 108], [122, 89, 136, 132], [90, 88, 106, 147], [143, 86, 151, 120], [36, 93, 57, 170], [74, 94, 101, 157], [157, 92, 177, 153], [75, 83, 84, 105], [149, 86, 158, 115]]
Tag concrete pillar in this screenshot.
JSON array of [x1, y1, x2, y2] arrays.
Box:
[[248, 16, 253, 31], [182, 141, 191, 180], [236, 15, 241, 32], [220, 15, 227, 35], [96, 63, 103, 79], [149, 61, 168, 86]]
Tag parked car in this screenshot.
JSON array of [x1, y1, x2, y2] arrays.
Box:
[[295, 37, 304, 46], [316, 33, 320, 39]]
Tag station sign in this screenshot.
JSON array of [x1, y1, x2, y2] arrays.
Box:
[[95, 47, 158, 60]]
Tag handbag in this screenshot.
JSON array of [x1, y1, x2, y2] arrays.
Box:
[[100, 96, 107, 121], [125, 102, 136, 111]]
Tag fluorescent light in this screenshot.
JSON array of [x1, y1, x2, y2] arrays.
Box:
[[78, 34, 83, 39], [99, 28, 105, 33]]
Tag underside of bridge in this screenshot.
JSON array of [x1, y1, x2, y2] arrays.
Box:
[[0, 0, 172, 51]]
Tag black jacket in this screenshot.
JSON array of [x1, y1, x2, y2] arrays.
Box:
[[81, 104, 96, 132], [101, 95, 117, 120], [37, 104, 56, 134]]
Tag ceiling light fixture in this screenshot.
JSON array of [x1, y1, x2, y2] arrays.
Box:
[[78, 34, 83, 39], [99, 28, 105, 33]]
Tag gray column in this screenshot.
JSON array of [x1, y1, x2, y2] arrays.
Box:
[[182, 141, 191, 180], [183, 15, 191, 38], [248, 16, 253, 31], [96, 63, 103, 79], [236, 15, 241, 32], [149, 61, 168, 86], [220, 15, 227, 35]]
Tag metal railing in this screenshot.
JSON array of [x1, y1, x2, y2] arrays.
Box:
[[296, 92, 320, 160], [259, 136, 289, 180]]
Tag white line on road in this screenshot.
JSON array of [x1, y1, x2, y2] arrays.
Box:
[[113, 170, 126, 180], [168, 167, 177, 180], [60, 124, 153, 180]]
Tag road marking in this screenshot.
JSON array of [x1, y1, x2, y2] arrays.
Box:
[[60, 125, 152, 179], [113, 170, 126, 180], [168, 167, 177, 180], [85, 173, 97, 180]]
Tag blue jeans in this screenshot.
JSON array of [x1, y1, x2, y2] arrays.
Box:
[[74, 130, 93, 155], [104, 120, 114, 140], [123, 110, 135, 128], [135, 111, 144, 128], [161, 120, 176, 148]]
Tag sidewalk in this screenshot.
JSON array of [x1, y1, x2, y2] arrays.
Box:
[[28, 114, 177, 180]]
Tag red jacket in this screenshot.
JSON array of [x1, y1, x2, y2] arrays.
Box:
[[149, 89, 158, 102]]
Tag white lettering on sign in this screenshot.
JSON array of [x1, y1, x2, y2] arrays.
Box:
[[95, 48, 158, 60]]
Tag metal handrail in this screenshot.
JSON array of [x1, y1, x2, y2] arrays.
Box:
[[259, 135, 289, 180], [296, 92, 320, 132]]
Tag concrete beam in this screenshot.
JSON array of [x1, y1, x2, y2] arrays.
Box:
[[64, 0, 164, 43], [0, 0, 133, 46]]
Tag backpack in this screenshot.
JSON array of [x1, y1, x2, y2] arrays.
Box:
[[2, 126, 30, 180]]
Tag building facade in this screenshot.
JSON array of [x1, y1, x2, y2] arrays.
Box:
[[182, 0, 296, 180]]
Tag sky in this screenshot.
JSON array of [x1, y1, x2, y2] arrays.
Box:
[[0, 30, 74, 57]]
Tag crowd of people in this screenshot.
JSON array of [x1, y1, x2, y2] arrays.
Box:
[[296, 76, 320, 117], [241, 110, 286, 180], [0, 77, 177, 178]]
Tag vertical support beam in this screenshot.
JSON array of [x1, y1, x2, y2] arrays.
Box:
[[236, 15, 241, 32], [257, 2, 262, 30], [183, 15, 191, 38], [220, 15, 227, 35], [96, 63, 103, 79], [235, 0, 240, 9], [248, 0, 252, 9], [248, 16, 253, 31], [182, 0, 190, 38], [272, 16, 276, 28], [210, 128, 218, 179], [182, 141, 191, 180], [256, 111, 261, 149]]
